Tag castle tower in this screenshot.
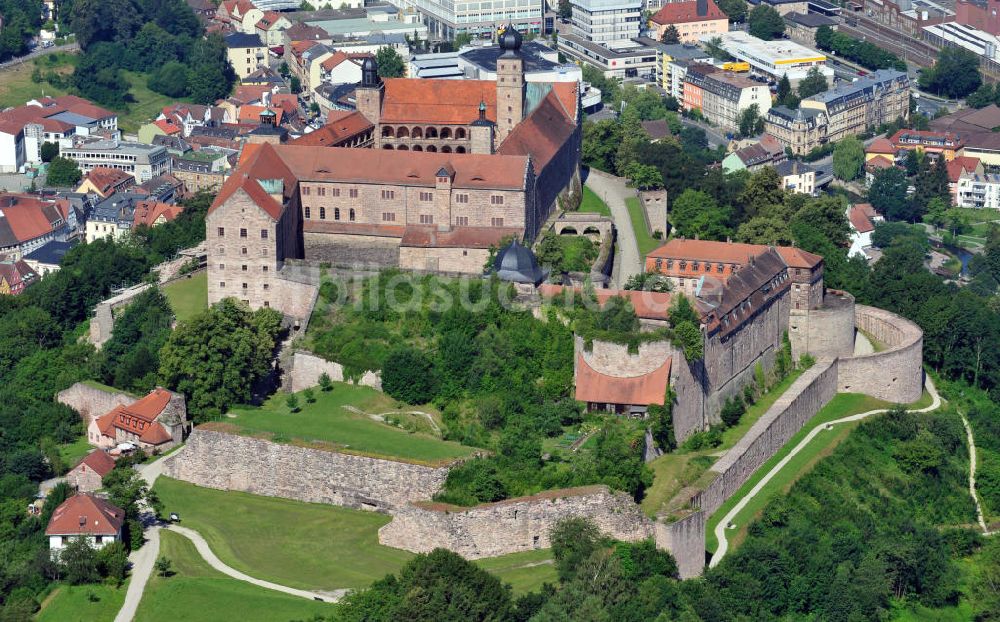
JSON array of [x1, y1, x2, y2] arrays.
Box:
[[356, 57, 384, 134], [469, 100, 495, 154], [495, 23, 524, 146]]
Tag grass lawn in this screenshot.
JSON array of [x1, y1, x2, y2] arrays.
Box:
[[80, 379, 136, 397], [134, 530, 335, 622], [705, 391, 934, 553], [155, 476, 413, 591], [475, 549, 557, 594], [578, 186, 612, 217], [58, 435, 94, 468], [225, 381, 475, 464], [162, 271, 207, 323], [36, 581, 128, 622], [118, 71, 189, 134], [625, 197, 661, 256], [640, 369, 805, 518], [0, 54, 74, 109]]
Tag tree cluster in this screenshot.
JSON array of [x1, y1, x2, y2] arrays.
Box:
[[747, 5, 785, 40], [918, 47, 983, 99], [0, 0, 43, 62], [815, 26, 907, 72], [67, 0, 233, 106]]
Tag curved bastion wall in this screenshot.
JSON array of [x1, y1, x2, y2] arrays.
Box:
[[576, 337, 673, 377], [788, 289, 856, 361], [161, 427, 450, 512], [837, 304, 923, 404]]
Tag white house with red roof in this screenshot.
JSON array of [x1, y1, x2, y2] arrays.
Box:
[[0, 192, 73, 260], [46, 493, 125, 551], [0, 96, 118, 172], [88, 388, 188, 452], [847, 203, 883, 259]]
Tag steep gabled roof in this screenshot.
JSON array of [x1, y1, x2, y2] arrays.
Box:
[[288, 111, 372, 146], [210, 143, 293, 220], [73, 450, 116, 478], [497, 88, 577, 171], [46, 494, 125, 536]]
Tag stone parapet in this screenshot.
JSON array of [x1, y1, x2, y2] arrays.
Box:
[[837, 304, 923, 404], [57, 382, 135, 426]]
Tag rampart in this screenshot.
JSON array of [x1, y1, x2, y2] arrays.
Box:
[[379, 486, 654, 559], [693, 358, 839, 517], [788, 290, 856, 361], [88, 283, 153, 348], [57, 382, 135, 425], [837, 305, 923, 404], [286, 351, 382, 392], [655, 510, 706, 580], [161, 427, 448, 512]]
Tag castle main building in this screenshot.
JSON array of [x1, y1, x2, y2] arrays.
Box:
[[207, 27, 582, 317]]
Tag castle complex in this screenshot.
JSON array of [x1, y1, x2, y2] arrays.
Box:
[[206, 27, 582, 316]]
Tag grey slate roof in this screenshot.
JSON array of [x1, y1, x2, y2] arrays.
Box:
[[23, 239, 77, 266]]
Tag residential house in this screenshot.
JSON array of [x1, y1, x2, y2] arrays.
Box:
[[957, 172, 1000, 209], [0, 259, 38, 295], [46, 494, 124, 552], [134, 200, 183, 228], [776, 160, 816, 194], [722, 134, 786, 172], [254, 10, 292, 46], [320, 50, 371, 86], [640, 119, 673, 143], [75, 167, 136, 198], [217, 0, 263, 33], [137, 118, 183, 145], [649, 0, 728, 44], [0, 193, 72, 259], [136, 174, 185, 203], [65, 450, 116, 493], [865, 154, 899, 184], [156, 104, 232, 138], [682, 63, 771, 132], [225, 31, 269, 79], [947, 156, 983, 202], [784, 12, 837, 47], [632, 38, 709, 96], [242, 65, 286, 87], [87, 387, 187, 453], [151, 135, 193, 157], [22, 239, 76, 276], [888, 129, 964, 161], [847, 202, 883, 258], [865, 137, 896, 163]]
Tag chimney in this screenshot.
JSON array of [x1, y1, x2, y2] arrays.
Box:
[[697, 0, 708, 17]]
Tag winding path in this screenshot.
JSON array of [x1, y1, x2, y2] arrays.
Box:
[[709, 376, 943, 568], [958, 412, 995, 537], [584, 171, 641, 288]]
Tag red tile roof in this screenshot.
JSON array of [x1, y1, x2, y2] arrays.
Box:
[[400, 225, 520, 249], [866, 137, 895, 154], [288, 111, 372, 146], [46, 494, 124, 536], [133, 200, 183, 227], [574, 353, 671, 406], [775, 246, 822, 269], [320, 50, 369, 72], [497, 87, 578, 171], [153, 118, 182, 135], [73, 450, 116, 478], [232, 85, 271, 105], [94, 388, 175, 446], [646, 238, 821, 274], [80, 167, 135, 196], [538, 284, 675, 321], [0, 259, 37, 294], [0, 195, 69, 243], [651, 0, 726, 25], [211, 143, 294, 220], [848, 203, 875, 233], [237, 105, 283, 125], [381, 78, 497, 125], [865, 155, 895, 171], [947, 156, 981, 182]]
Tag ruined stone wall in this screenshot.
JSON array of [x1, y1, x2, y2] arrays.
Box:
[[639, 189, 667, 237], [57, 382, 134, 426], [378, 486, 654, 559], [161, 428, 447, 512], [578, 337, 673, 377], [88, 283, 154, 348], [286, 351, 382, 392], [271, 276, 319, 323], [788, 290, 856, 361], [695, 358, 838, 516], [837, 305, 923, 404], [655, 511, 706, 580]]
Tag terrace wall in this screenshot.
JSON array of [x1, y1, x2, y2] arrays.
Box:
[[286, 351, 382, 392], [57, 382, 134, 426], [837, 305, 923, 404], [161, 427, 448, 512]]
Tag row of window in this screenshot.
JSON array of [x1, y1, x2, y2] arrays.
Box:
[[217, 227, 268, 239], [218, 264, 269, 273], [304, 206, 355, 221], [219, 281, 270, 290], [216, 246, 269, 257], [302, 187, 359, 198], [300, 188, 505, 205]]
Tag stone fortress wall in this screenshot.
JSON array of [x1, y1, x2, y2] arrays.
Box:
[[838, 304, 924, 404], [788, 289, 856, 362], [285, 351, 383, 392], [379, 486, 654, 559], [57, 382, 135, 426], [577, 337, 673, 377], [161, 427, 449, 512]]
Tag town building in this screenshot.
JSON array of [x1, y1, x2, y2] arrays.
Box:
[[62, 139, 171, 183], [947, 156, 983, 200], [298, 4, 429, 41], [0, 96, 118, 173], [207, 30, 581, 318], [862, 0, 953, 39], [557, 35, 659, 78], [409, 41, 582, 84], [746, 0, 810, 16], [632, 38, 709, 94], [800, 70, 909, 143], [85, 193, 183, 242], [721, 134, 787, 172], [649, 0, 728, 43], [254, 10, 293, 45], [46, 494, 124, 552], [957, 172, 1000, 209], [320, 50, 371, 86], [0, 259, 38, 295], [956, 0, 1000, 35], [847, 202, 882, 258], [288, 110, 374, 147], [225, 31, 270, 79], [931, 105, 1000, 167], [65, 450, 116, 493], [559, 0, 658, 78], [682, 64, 772, 131], [784, 12, 838, 47], [0, 192, 73, 259], [776, 160, 816, 194], [75, 166, 136, 198], [411, 0, 542, 39], [22, 239, 76, 276], [699, 31, 833, 87], [922, 21, 1000, 77], [888, 129, 963, 161], [87, 387, 188, 453]]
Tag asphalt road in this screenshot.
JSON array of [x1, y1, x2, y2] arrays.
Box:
[[0, 42, 79, 71]]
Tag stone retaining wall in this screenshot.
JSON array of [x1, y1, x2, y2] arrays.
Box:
[[57, 382, 134, 425], [161, 428, 448, 512], [655, 511, 706, 580], [788, 290, 856, 361], [837, 305, 923, 404], [286, 351, 382, 392], [378, 486, 654, 559], [694, 358, 839, 517]]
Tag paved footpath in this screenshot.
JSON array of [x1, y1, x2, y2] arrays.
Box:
[[585, 171, 641, 288], [114, 526, 160, 622], [709, 376, 942, 567]]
